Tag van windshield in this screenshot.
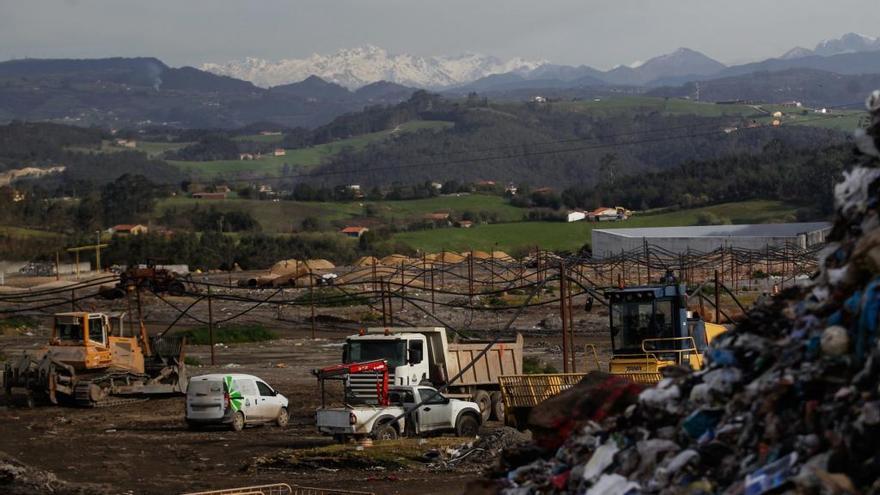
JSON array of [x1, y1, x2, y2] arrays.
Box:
[[345, 339, 406, 368]]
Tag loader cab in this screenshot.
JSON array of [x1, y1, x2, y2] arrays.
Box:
[[605, 285, 710, 382], [54, 313, 108, 347]]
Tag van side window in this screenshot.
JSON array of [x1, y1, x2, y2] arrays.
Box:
[[256, 381, 274, 397]]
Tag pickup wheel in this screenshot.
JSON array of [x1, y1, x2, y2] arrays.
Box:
[[276, 407, 289, 428], [373, 422, 399, 441], [455, 414, 480, 437], [472, 390, 491, 422]]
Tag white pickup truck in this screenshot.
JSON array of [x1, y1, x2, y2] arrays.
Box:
[[316, 385, 482, 441]]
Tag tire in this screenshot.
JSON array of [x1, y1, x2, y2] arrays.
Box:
[[472, 390, 491, 422], [490, 391, 504, 421], [231, 411, 245, 432], [455, 414, 480, 437], [168, 281, 186, 296], [276, 407, 289, 428], [373, 422, 398, 441]]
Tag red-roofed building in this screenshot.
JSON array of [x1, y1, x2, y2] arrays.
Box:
[[340, 226, 369, 238]]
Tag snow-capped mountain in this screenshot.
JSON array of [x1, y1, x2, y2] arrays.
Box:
[[814, 33, 880, 56], [779, 33, 880, 59], [201, 45, 544, 89]]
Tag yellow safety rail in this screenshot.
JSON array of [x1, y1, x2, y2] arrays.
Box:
[[499, 373, 588, 409], [640, 336, 702, 369], [182, 484, 375, 495]]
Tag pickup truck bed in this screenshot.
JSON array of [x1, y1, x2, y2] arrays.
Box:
[[316, 405, 405, 437]]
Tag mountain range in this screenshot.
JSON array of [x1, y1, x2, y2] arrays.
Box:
[[201, 33, 880, 91], [201, 45, 544, 89], [1, 33, 880, 129]]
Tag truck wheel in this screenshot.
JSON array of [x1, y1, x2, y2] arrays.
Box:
[[276, 407, 289, 428], [455, 414, 480, 437], [373, 422, 398, 442], [472, 390, 491, 422], [231, 412, 245, 432], [490, 391, 504, 421]]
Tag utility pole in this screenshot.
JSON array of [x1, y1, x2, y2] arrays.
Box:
[[95, 231, 101, 273], [381, 277, 388, 326], [55, 252, 60, 281]]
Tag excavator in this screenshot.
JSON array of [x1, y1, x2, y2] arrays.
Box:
[[499, 281, 727, 428], [3, 312, 187, 407]]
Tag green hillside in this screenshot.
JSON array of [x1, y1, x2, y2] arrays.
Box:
[[169, 120, 452, 178]]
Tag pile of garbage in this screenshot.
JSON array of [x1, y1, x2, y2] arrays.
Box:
[[430, 428, 532, 471], [468, 92, 880, 494]]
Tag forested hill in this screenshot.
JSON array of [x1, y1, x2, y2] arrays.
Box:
[[304, 100, 847, 188]]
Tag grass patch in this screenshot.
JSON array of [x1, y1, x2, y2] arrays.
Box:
[[179, 324, 277, 345], [523, 356, 558, 374], [184, 356, 202, 367], [251, 437, 465, 471]]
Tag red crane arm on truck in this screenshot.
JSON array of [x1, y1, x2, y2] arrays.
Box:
[[314, 359, 390, 406]]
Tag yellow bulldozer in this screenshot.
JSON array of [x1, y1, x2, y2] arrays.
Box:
[[3, 312, 187, 407], [499, 283, 727, 428]]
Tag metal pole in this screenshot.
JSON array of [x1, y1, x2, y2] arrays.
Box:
[[568, 275, 576, 373], [387, 279, 393, 326], [560, 262, 569, 373], [207, 284, 215, 366], [71, 289, 76, 311], [95, 231, 101, 273], [430, 267, 436, 314], [75, 251, 80, 280], [381, 277, 388, 326], [55, 252, 60, 281], [309, 271, 316, 339], [400, 261, 405, 311], [714, 269, 720, 324]]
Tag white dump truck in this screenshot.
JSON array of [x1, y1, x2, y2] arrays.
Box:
[[341, 327, 523, 420]]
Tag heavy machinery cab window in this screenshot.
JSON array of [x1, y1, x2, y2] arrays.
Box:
[[610, 297, 676, 353], [345, 339, 406, 368], [57, 319, 84, 343], [87, 316, 106, 346]]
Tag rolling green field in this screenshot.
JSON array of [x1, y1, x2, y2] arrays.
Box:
[[393, 200, 801, 252], [232, 133, 285, 143], [68, 140, 193, 158], [154, 193, 518, 233], [556, 97, 760, 118], [169, 120, 453, 178], [0, 225, 63, 239]]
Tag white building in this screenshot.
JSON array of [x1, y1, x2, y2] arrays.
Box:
[[566, 211, 586, 222]]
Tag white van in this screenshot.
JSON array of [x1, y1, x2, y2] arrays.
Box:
[[185, 374, 289, 431]]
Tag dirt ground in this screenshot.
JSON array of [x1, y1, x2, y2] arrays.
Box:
[[0, 272, 613, 495]]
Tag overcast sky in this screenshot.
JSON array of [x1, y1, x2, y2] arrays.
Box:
[[0, 0, 877, 68]]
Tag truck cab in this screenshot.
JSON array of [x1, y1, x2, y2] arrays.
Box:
[[342, 331, 430, 403]]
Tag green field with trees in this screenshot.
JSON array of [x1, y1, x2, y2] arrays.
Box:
[[393, 200, 801, 253]]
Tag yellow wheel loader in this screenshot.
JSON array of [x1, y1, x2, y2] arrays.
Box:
[[3, 312, 187, 407], [499, 283, 727, 428]]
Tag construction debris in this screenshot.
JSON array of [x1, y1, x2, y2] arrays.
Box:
[[469, 93, 880, 494], [0, 451, 110, 494]]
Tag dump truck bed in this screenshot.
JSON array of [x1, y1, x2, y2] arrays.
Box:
[[445, 334, 523, 386]]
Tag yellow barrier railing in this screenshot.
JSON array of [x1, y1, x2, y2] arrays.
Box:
[[182, 484, 375, 495], [499, 373, 587, 409], [640, 336, 702, 369]]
